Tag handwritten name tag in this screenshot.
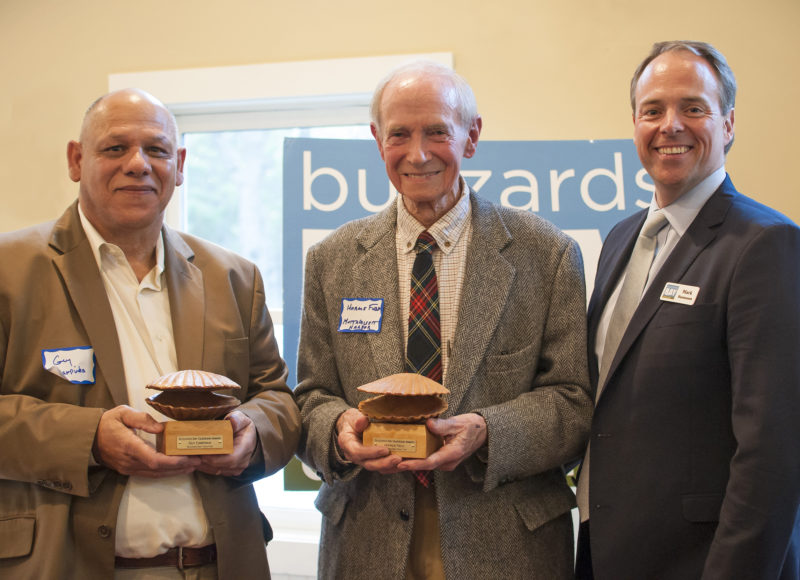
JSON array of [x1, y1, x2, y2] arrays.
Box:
[[338, 298, 384, 333], [660, 282, 700, 306], [41, 346, 96, 384]]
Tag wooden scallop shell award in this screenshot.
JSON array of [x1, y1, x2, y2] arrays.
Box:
[[357, 373, 450, 459], [146, 370, 241, 455]]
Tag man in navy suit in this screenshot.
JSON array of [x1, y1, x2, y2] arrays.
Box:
[[575, 41, 800, 579]]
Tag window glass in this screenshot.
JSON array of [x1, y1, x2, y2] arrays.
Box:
[[180, 123, 372, 515]]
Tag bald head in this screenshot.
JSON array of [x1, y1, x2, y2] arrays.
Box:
[[79, 89, 179, 144]]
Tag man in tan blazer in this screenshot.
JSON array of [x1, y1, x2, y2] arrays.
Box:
[[0, 89, 300, 579], [295, 61, 592, 579]]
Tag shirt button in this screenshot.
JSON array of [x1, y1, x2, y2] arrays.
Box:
[[98, 525, 112, 539], [399, 509, 410, 521]]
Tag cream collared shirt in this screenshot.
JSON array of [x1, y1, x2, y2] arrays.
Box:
[[79, 207, 213, 557]]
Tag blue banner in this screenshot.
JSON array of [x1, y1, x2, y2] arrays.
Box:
[[283, 137, 651, 385]]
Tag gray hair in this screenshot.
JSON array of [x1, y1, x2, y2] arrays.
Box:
[[370, 60, 478, 136]]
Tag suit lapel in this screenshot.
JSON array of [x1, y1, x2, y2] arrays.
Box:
[[599, 181, 733, 399], [353, 205, 405, 379], [163, 228, 205, 370], [49, 203, 128, 406], [446, 195, 514, 413]]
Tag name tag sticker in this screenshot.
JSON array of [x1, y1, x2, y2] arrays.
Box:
[[338, 298, 384, 333], [660, 283, 700, 306], [41, 346, 96, 384]]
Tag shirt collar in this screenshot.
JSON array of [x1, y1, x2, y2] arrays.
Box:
[[78, 203, 166, 288], [397, 177, 471, 255], [648, 166, 726, 237]]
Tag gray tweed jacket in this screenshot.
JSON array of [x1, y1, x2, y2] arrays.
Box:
[[295, 192, 592, 579]]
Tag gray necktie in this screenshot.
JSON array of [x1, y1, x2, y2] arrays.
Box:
[[597, 210, 669, 393], [577, 210, 669, 522]]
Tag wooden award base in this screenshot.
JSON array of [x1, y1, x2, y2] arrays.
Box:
[[362, 422, 442, 459], [157, 420, 233, 456]]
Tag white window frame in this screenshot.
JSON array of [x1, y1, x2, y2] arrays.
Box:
[[108, 52, 453, 578]]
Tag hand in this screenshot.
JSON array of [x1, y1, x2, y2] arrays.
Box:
[[197, 411, 258, 477], [94, 405, 200, 478], [336, 408, 402, 474], [398, 413, 487, 472]]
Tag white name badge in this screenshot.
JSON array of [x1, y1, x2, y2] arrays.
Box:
[[660, 282, 700, 306], [338, 298, 384, 333], [41, 346, 96, 384]]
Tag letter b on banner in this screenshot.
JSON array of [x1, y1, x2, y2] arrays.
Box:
[[303, 150, 347, 211]]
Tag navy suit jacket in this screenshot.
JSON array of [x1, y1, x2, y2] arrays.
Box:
[[585, 176, 800, 579]]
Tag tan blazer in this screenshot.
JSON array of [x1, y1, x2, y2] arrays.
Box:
[[295, 193, 593, 579], [0, 202, 301, 579]]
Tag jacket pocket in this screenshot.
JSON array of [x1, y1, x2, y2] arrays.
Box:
[[513, 483, 576, 532], [0, 515, 35, 559], [314, 483, 350, 526], [682, 493, 723, 522]]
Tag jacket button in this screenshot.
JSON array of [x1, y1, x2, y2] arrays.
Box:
[[98, 525, 112, 539], [400, 509, 410, 521]]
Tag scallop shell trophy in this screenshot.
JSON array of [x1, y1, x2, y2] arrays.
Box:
[[145, 369, 241, 420], [146, 369, 241, 391], [357, 373, 449, 423], [356, 373, 449, 396]]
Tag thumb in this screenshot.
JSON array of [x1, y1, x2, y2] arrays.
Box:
[[120, 408, 164, 434], [426, 417, 456, 436], [353, 413, 370, 434], [226, 410, 253, 433]]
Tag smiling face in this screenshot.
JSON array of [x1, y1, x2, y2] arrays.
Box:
[[633, 50, 734, 206], [67, 89, 186, 243], [371, 73, 480, 226]]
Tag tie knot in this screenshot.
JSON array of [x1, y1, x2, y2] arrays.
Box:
[[415, 231, 437, 254], [641, 211, 668, 239]]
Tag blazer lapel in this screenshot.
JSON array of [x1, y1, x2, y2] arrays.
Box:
[[49, 203, 129, 406], [446, 194, 514, 413], [163, 228, 205, 371], [353, 205, 405, 379], [600, 181, 733, 398]]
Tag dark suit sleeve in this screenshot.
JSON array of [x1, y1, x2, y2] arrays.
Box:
[[703, 223, 800, 578]]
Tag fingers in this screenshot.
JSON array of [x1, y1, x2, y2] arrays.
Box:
[[197, 413, 257, 477], [335, 408, 405, 472], [95, 406, 200, 477], [397, 413, 487, 472]]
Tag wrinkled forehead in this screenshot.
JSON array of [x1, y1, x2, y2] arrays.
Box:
[[381, 75, 460, 123]]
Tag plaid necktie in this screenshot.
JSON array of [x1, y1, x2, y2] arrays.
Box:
[[406, 231, 441, 487]]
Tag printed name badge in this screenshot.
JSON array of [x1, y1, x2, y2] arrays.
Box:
[[338, 298, 384, 333], [660, 282, 700, 306], [41, 346, 96, 384]]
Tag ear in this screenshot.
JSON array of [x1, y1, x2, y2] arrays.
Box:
[[463, 115, 482, 159], [370, 123, 385, 160], [66, 141, 82, 183], [723, 108, 735, 148], [175, 147, 187, 187]]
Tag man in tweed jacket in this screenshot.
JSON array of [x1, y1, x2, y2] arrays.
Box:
[[294, 61, 592, 579]]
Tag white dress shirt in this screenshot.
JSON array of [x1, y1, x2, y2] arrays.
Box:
[[79, 207, 213, 557]]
